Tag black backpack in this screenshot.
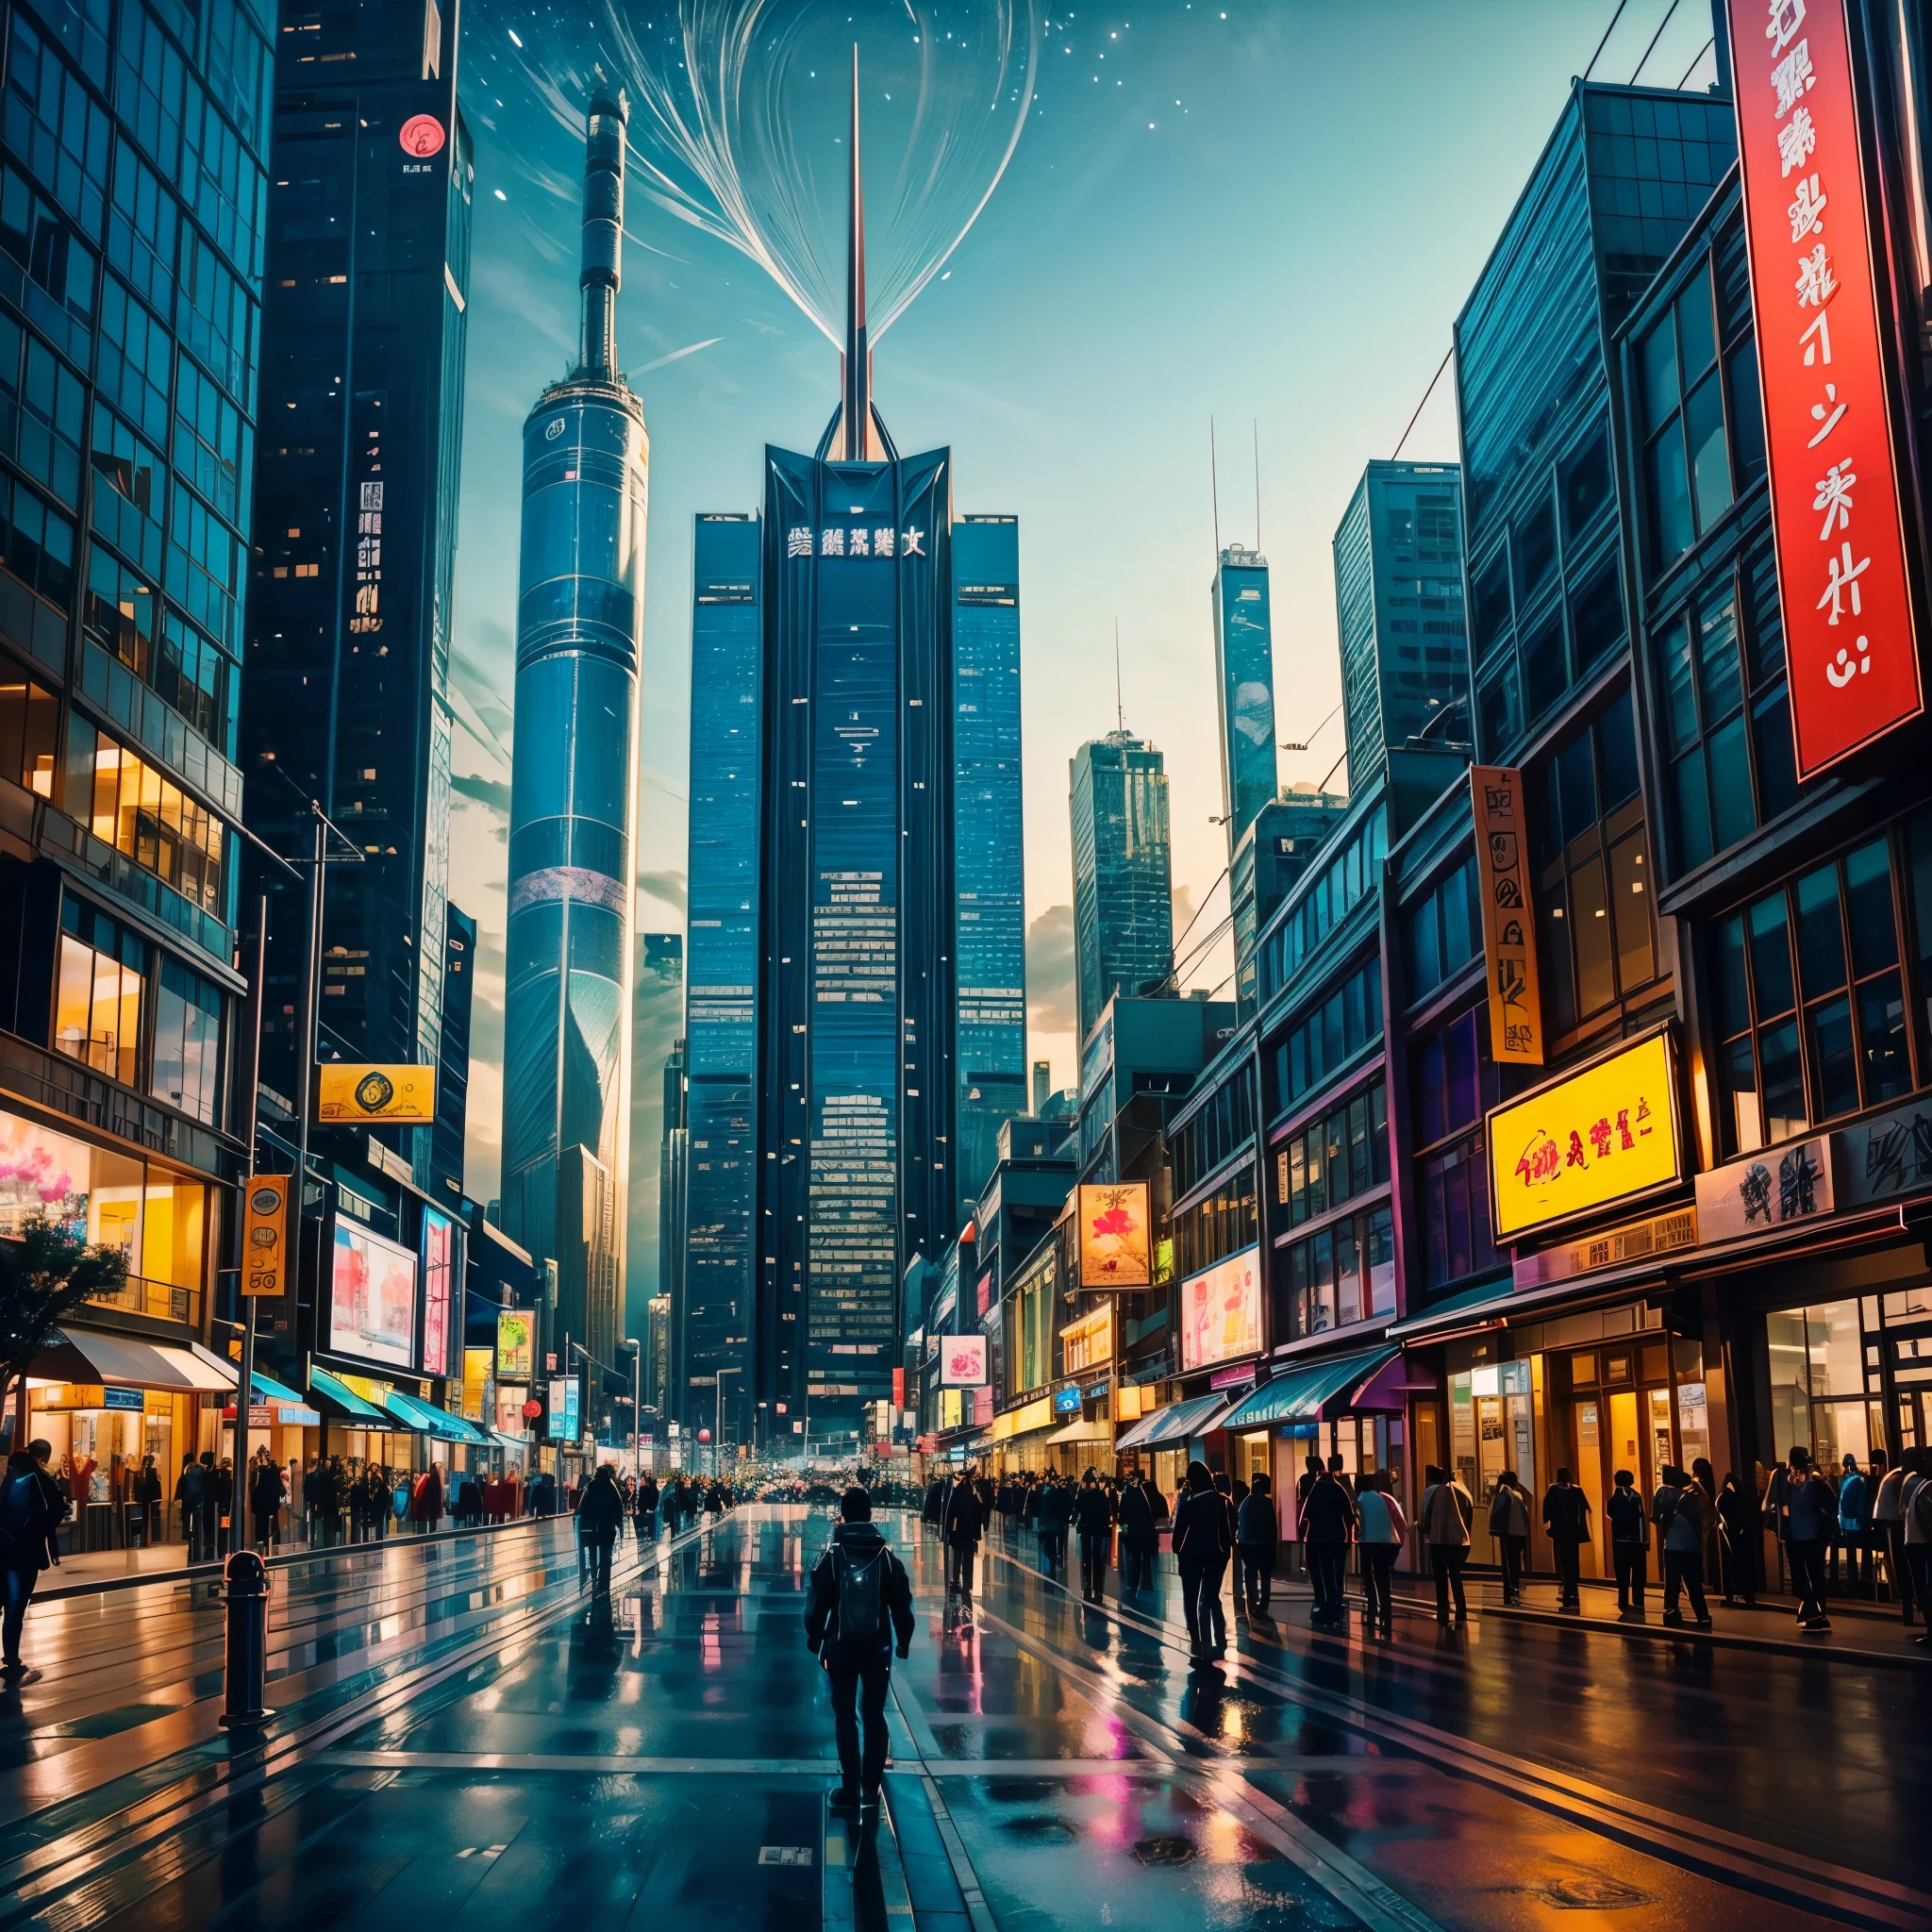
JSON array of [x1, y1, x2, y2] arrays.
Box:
[[836, 1545, 885, 1645], [0, 1471, 56, 1558]]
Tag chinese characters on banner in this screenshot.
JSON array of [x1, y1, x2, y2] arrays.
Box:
[[1694, 1134, 1833, 1241], [1728, 0, 1921, 775], [786, 524, 927, 560], [351, 481, 384, 635], [1470, 767, 1543, 1065], [1486, 1030, 1685, 1240]]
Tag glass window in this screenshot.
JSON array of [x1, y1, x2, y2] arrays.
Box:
[[1523, 612, 1566, 721], [0, 658, 58, 794], [1645, 425, 1693, 567], [1478, 660, 1520, 759], [1512, 493, 1558, 608], [1570, 557, 1624, 669], [1472, 549, 1512, 657], [1685, 371, 1732, 530], [1559, 425, 1611, 542], [55, 898, 144, 1086], [152, 952, 221, 1123], [1676, 268, 1718, 384]]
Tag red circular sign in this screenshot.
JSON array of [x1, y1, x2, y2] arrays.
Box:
[[522, 1399, 541, 1421], [697, 1428, 711, 1443], [399, 114, 446, 159]]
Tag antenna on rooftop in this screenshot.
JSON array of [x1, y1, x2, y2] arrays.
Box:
[[1209, 417, 1221, 558], [1253, 419, 1261, 552], [1114, 617, 1125, 734]]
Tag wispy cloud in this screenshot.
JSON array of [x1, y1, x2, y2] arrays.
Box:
[[635, 336, 723, 374]]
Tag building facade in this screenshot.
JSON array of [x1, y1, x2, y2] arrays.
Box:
[[1071, 731, 1174, 1046], [499, 91, 645, 1377], [1210, 543, 1277, 853]]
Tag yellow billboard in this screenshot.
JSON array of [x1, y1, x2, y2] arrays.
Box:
[[241, 1174, 288, 1297], [1077, 1181, 1152, 1288], [1488, 1030, 1685, 1241], [317, 1062, 437, 1124]]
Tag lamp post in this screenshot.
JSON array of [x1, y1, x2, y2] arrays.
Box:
[[714, 1366, 741, 1479], [625, 1339, 641, 1479]]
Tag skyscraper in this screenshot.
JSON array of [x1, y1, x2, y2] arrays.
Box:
[[626, 929, 683, 1327], [242, 0, 473, 1196], [432, 903, 476, 1201], [1333, 461, 1471, 792], [682, 64, 1015, 1445], [952, 513, 1025, 1215], [499, 91, 647, 1375], [1032, 1060, 1053, 1116], [1210, 544, 1277, 854], [1071, 732, 1173, 1045]]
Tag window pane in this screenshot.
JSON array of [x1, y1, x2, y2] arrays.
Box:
[[1749, 892, 1796, 1017], [1674, 746, 1713, 874], [1753, 688, 1798, 821], [1541, 874, 1576, 1038], [1696, 585, 1744, 723], [1523, 612, 1566, 721], [1561, 425, 1612, 542], [1722, 1033, 1762, 1154], [1760, 1017, 1807, 1140], [1809, 994, 1857, 1120], [1446, 1010, 1478, 1131], [1707, 715, 1756, 854], [1678, 269, 1717, 380], [1639, 312, 1680, 433], [1599, 691, 1641, 809], [1337, 1220, 1362, 1327], [1646, 426, 1694, 568], [1512, 494, 1558, 608], [1686, 370, 1733, 531], [1572, 558, 1625, 670], [1843, 840, 1898, 978], [1571, 853, 1616, 1016], [1473, 549, 1512, 657], [1413, 1031, 1446, 1146], [1713, 915, 1750, 1037], [1727, 340, 1767, 486], [1793, 865, 1847, 1000], [1858, 970, 1909, 1104], [1662, 614, 1699, 751], [55, 932, 93, 1060], [1310, 1227, 1334, 1333], [1478, 660, 1519, 758], [1554, 730, 1596, 848], [1447, 1157, 1473, 1282], [1368, 1207, 1396, 1317], [1608, 829, 1655, 991]]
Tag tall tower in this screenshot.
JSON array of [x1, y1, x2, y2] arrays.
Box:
[[1071, 732, 1173, 1045], [1210, 545, 1277, 855], [683, 58, 1016, 1451], [500, 90, 648, 1375]]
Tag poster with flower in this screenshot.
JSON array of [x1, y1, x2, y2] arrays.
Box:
[[1077, 1181, 1152, 1288]]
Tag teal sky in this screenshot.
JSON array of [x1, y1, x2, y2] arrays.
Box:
[[442, 0, 1724, 1296]]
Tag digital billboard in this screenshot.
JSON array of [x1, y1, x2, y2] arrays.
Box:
[[421, 1209, 454, 1376], [497, 1308, 534, 1380], [939, 1335, 989, 1387], [328, 1221, 418, 1369], [317, 1062, 438, 1124], [1077, 1181, 1152, 1288], [1179, 1246, 1262, 1372]]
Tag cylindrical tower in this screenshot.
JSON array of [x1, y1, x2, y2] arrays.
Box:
[[501, 92, 648, 1374]]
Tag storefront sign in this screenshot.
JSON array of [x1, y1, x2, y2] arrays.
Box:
[[242, 1175, 288, 1297], [940, 1388, 964, 1429], [939, 1336, 988, 1387], [991, 1395, 1054, 1441], [462, 1345, 492, 1423], [1729, 0, 1923, 777], [1059, 1305, 1114, 1375], [497, 1308, 534, 1380], [1471, 766, 1544, 1065], [1209, 1361, 1257, 1391], [1839, 1099, 1932, 1208], [1511, 1205, 1698, 1290], [1078, 1182, 1152, 1287], [494, 1383, 528, 1435], [102, 1385, 142, 1410], [328, 1221, 418, 1369], [1488, 1029, 1685, 1241], [1179, 1245, 1263, 1372], [1695, 1135, 1834, 1242], [1053, 1386, 1083, 1414], [317, 1062, 437, 1124]]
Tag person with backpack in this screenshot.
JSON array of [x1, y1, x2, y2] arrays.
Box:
[[576, 1463, 626, 1592], [1541, 1466, 1591, 1612], [1356, 1472, 1406, 1634], [805, 1487, 915, 1816], [1, 1441, 66, 1685], [1489, 1470, 1533, 1606], [1421, 1463, 1474, 1624], [1236, 1473, 1279, 1615], [1605, 1468, 1649, 1613], [1171, 1461, 1231, 1661]]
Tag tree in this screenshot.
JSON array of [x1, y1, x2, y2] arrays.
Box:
[[0, 1218, 128, 1442]]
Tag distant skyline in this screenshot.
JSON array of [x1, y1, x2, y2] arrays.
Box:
[[445, 0, 1726, 1224]]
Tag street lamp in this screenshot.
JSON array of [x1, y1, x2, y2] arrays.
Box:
[[715, 1366, 741, 1479], [625, 1339, 642, 1479]]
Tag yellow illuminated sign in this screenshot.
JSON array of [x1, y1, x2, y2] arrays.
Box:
[[1488, 1030, 1684, 1241], [1472, 766, 1545, 1066], [242, 1174, 288, 1297], [317, 1062, 437, 1124], [991, 1395, 1055, 1442]]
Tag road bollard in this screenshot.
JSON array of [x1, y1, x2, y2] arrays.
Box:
[[218, 1548, 276, 1729]]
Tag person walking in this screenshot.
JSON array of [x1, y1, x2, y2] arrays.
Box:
[[1227, 1473, 1251, 1610], [174, 1452, 201, 1557], [1040, 1474, 1072, 1583], [1171, 1461, 1231, 1660], [1655, 1465, 1712, 1628], [409, 1462, 443, 1536], [1300, 1457, 1357, 1626], [1357, 1472, 1406, 1635], [1489, 1471, 1532, 1606], [249, 1449, 283, 1553], [1074, 1470, 1115, 1604], [576, 1463, 625, 1592], [1117, 1470, 1156, 1592], [1776, 1446, 1834, 1630], [1904, 1453, 1932, 1647], [1715, 1470, 1760, 1606], [130, 1456, 161, 1548], [944, 1467, 987, 1601], [635, 1473, 660, 1542], [1873, 1455, 1913, 1623], [0, 1442, 67, 1686], [1836, 1453, 1873, 1598], [1541, 1467, 1592, 1611], [806, 1486, 915, 1816], [1420, 1464, 1474, 1625], [1606, 1468, 1648, 1614], [1237, 1473, 1279, 1615]]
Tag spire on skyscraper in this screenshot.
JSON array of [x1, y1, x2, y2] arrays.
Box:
[[579, 86, 628, 376]]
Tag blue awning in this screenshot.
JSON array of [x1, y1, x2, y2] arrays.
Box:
[[385, 1390, 491, 1445], [1114, 1391, 1237, 1452], [308, 1367, 395, 1425], [1221, 1347, 1398, 1431], [249, 1369, 308, 1407]]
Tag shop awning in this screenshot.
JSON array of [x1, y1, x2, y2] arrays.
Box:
[[1113, 1391, 1236, 1452], [384, 1390, 491, 1445], [1385, 1274, 1516, 1343], [491, 1430, 529, 1457], [308, 1367, 394, 1425], [32, 1329, 231, 1392], [1044, 1417, 1114, 1445], [1221, 1346, 1399, 1431]]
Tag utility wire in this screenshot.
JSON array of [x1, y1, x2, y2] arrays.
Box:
[[1676, 36, 1714, 88], [1583, 0, 1630, 81], [1391, 347, 1453, 461], [1629, 0, 1680, 84]]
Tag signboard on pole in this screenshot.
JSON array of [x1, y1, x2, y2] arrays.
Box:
[[1728, 0, 1923, 776], [241, 1175, 289, 1297], [1471, 767, 1543, 1065]]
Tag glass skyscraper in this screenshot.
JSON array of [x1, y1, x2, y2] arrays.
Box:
[[1071, 732, 1173, 1045], [500, 91, 646, 1375], [952, 513, 1025, 1216], [1333, 461, 1471, 793], [1210, 544, 1277, 853], [242, 0, 473, 1195]]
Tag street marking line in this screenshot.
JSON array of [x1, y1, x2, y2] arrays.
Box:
[[321, 1751, 843, 1774], [976, 1541, 1932, 1932]]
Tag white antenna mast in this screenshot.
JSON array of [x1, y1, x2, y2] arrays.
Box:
[[1114, 617, 1124, 733], [1209, 417, 1221, 558]]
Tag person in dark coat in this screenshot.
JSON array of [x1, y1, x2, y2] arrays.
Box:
[[130, 1456, 162, 1547], [1172, 1462, 1231, 1660], [943, 1469, 987, 1598], [1117, 1473, 1156, 1591], [1299, 1457, 1357, 1625], [635, 1474, 660, 1541], [1073, 1470, 1115, 1603], [1605, 1468, 1648, 1613], [1541, 1467, 1592, 1610], [1237, 1473, 1280, 1615], [248, 1450, 284, 1552], [0, 1442, 67, 1684], [805, 1488, 915, 1814], [576, 1463, 626, 1592], [1038, 1474, 1072, 1581]]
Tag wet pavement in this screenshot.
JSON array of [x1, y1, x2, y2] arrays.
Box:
[[0, 1507, 1926, 1931]]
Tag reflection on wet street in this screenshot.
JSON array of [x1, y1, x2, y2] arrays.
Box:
[[0, 1507, 1926, 1931]]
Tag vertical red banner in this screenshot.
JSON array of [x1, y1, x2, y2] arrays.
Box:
[[1729, 0, 1922, 777]]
